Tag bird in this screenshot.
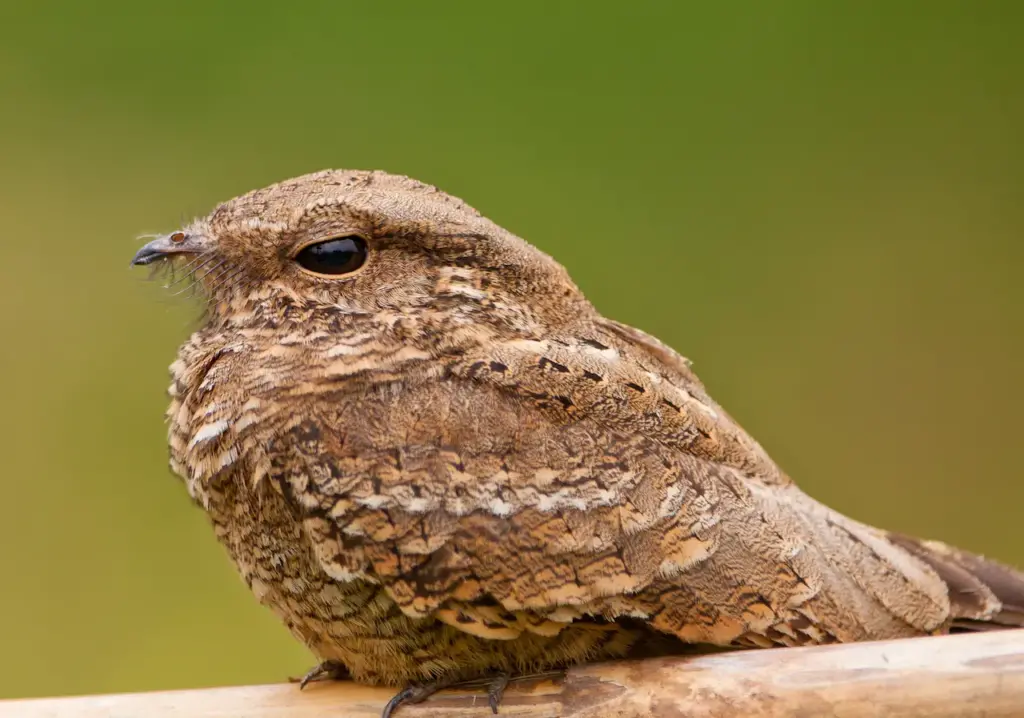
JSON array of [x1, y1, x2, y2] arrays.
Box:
[[133, 169, 1024, 715]]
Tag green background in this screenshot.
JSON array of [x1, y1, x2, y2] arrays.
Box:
[[1, 1, 1021, 700]]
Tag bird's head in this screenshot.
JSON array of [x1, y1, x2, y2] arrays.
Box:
[[133, 170, 590, 341]]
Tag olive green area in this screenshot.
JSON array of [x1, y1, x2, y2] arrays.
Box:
[[0, 0, 1021, 700]]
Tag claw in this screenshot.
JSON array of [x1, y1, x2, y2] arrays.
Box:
[[381, 682, 446, 718], [486, 673, 510, 714], [292, 660, 350, 689]]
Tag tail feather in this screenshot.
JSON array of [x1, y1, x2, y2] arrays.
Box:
[[888, 533, 1024, 629]]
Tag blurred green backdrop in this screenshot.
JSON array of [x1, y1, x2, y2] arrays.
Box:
[[1, 0, 1021, 700]]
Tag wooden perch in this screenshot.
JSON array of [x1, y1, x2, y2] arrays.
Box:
[[7, 631, 1024, 717]]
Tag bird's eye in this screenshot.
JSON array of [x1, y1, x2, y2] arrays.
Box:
[[294, 236, 368, 276]]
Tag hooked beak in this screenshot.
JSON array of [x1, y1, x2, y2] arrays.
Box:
[[130, 231, 202, 267]]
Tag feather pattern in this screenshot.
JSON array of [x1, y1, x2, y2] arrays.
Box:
[[137, 169, 1024, 687]]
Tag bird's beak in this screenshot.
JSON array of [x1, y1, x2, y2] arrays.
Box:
[[130, 231, 202, 267]]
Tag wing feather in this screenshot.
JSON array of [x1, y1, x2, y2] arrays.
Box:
[[278, 323, 956, 647]]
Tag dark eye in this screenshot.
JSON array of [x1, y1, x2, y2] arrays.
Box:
[[294, 236, 368, 276]]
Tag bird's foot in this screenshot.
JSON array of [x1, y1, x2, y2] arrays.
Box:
[[383, 670, 562, 717], [381, 679, 454, 718], [291, 659, 351, 689]]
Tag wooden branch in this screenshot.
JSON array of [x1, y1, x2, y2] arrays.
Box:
[[7, 631, 1024, 717]]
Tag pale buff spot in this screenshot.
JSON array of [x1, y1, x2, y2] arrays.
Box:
[[592, 573, 643, 597], [679, 387, 719, 418], [545, 606, 583, 623], [505, 338, 549, 354], [658, 482, 685, 518], [442, 283, 486, 300], [487, 497, 514, 517], [537, 491, 587, 512], [325, 342, 373, 358], [209, 447, 239, 473], [233, 413, 261, 433], [324, 346, 430, 376], [532, 468, 559, 486], [580, 343, 619, 362], [688, 395, 719, 419], [659, 537, 714, 578], [278, 333, 309, 346], [188, 419, 230, 449], [663, 383, 718, 418], [434, 609, 521, 640], [403, 497, 435, 513], [356, 494, 391, 509], [319, 564, 372, 585]]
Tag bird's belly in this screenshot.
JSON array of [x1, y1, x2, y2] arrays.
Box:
[[200, 475, 636, 685], [201, 476, 445, 683]]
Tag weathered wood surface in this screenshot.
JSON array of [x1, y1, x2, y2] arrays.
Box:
[[5, 631, 1023, 717]]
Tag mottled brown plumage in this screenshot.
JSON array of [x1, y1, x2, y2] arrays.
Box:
[[134, 170, 1024, 698]]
